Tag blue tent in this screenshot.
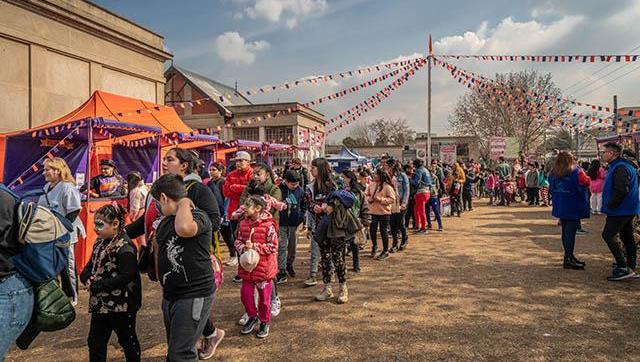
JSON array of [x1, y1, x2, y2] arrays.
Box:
[[327, 146, 366, 172]]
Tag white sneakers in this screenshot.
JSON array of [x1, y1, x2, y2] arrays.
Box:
[[225, 256, 239, 267]]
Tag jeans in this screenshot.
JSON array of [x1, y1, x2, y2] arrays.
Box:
[[88, 312, 140, 362], [590, 192, 602, 213], [560, 219, 580, 259], [426, 197, 442, 229], [602, 215, 637, 269], [370, 214, 390, 253], [162, 294, 214, 362], [405, 194, 415, 228], [527, 187, 540, 205], [414, 192, 429, 229], [0, 273, 33, 359], [498, 181, 505, 205], [241, 280, 272, 323], [462, 189, 473, 211], [390, 209, 408, 247], [278, 225, 298, 273]]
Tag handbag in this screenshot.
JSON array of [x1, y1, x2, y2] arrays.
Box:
[[16, 279, 76, 349], [354, 228, 367, 247]]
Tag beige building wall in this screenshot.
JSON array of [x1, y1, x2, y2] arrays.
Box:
[[0, 0, 172, 132]]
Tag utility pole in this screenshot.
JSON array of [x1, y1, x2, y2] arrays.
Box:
[[427, 34, 433, 164], [613, 95, 618, 134]]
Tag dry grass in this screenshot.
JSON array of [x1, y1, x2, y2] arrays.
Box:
[[7, 203, 640, 361]]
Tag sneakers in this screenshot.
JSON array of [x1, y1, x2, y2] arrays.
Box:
[[389, 246, 398, 253], [198, 328, 225, 360], [563, 257, 584, 270], [337, 283, 348, 304], [240, 317, 260, 335], [315, 284, 334, 301], [256, 322, 270, 339], [437, 227, 443, 232], [576, 229, 588, 235], [304, 275, 318, 287], [232, 275, 242, 284], [286, 264, 296, 278], [369, 249, 377, 258], [271, 296, 281, 317], [607, 267, 636, 281], [376, 252, 390, 261], [238, 313, 249, 326], [225, 256, 238, 267], [275, 272, 287, 284]]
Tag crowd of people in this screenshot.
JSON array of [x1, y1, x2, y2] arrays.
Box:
[[1, 142, 640, 361]]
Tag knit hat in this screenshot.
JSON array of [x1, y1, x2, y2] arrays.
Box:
[[239, 249, 259, 272]]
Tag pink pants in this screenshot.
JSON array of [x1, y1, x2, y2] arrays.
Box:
[[414, 192, 430, 229], [240, 280, 272, 323]]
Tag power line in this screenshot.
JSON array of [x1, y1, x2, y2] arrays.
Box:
[[572, 63, 640, 100]]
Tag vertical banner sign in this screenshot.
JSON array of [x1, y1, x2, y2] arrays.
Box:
[[440, 144, 457, 164], [489, 137, 507, 161]]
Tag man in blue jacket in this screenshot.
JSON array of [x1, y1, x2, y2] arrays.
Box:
[[600, 142, 640, 281], [276, 171, 307, 284]]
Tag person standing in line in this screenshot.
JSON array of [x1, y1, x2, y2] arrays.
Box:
[[40, 157, 85, 306], [276, 171, 306, 284], [81, 204, 141, 362], [410, 159, 433, 233], [366, 168, 397, 261], [496, 156, 512, 205], [208, 162, 237, 268], [549, 151, 591, 270], [462, 163, 476, 211], [385, 159, 409, 252], [600, 143, 640, 281], [341, 169, 371, 272], [150, 174, 216, 361], [526, 162, 541, 206], [587, 159, 606, 214], [304, 158, 337, 287], [403, 163, 416, 230]]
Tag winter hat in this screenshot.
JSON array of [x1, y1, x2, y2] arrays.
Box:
[[240, 248, 260, 272]]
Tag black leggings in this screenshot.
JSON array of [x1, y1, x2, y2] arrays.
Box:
[[370, 214, 390, 253], [219, 222, 236, 258], [88, 312, 140, 362]]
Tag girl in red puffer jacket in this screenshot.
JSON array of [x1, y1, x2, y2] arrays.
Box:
[[235, 195, 278, 339]]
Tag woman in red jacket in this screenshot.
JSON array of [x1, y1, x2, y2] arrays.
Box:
[[235, 195, 278, 339]]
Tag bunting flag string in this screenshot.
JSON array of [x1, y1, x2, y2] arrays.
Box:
[[434, 57, 613, 114], [327, 58, 427, 134], [302, 60, 422, 107], [437, 54, 640, 63], [435, 57, 624, 132], [9, 125, 82, 189]]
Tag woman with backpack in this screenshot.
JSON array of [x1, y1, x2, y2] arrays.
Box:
[[39, 157, 85, 306], [340, 169, 371, 272]]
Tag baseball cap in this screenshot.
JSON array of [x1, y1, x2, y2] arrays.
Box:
[[233, 151, 251, 162], [239, 249, 259, 272]]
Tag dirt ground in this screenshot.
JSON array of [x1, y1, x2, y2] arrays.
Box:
[[7, 202, 640, 361]]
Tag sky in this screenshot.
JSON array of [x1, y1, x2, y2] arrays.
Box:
[[94, 0, 640, 143]]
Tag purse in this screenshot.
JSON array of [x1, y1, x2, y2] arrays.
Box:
[[16, 279, 76, 349]]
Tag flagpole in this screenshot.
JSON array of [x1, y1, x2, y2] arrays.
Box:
[[427, 34, 433, 164]]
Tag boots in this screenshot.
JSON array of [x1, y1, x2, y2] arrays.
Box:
[[337, 282, 349, 304], [315, 284, 333, 301]]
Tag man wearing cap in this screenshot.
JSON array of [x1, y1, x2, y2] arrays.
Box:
[[288, 158, 310, 191], [84, 159, 125, 198], [600, 142, 640, 281], [223, 151, 254, 234]]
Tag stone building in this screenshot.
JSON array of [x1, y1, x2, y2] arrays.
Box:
[[164, 65, 327, 166], [0, 0, 172, 132]]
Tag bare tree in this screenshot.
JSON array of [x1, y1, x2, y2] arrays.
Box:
[[370, 118, 416, 146], [344, 122, 376, 146], [449, 70, 570, 157]]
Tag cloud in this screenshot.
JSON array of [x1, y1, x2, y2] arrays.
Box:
[[214, 32, 270, 65], [434, 15, 584, 54], [233, 12, 244, 20], [244, 0, 327, 28]]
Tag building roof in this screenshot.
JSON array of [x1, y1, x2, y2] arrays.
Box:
[[166, 66, 251, 116]]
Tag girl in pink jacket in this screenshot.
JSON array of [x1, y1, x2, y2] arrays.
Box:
[[587, 160, 606, 214]]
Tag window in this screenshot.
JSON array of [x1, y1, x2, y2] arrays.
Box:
[[271, 150, 290, 168], [265, 126, 293, 144], [234, 127, 259, 141]]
